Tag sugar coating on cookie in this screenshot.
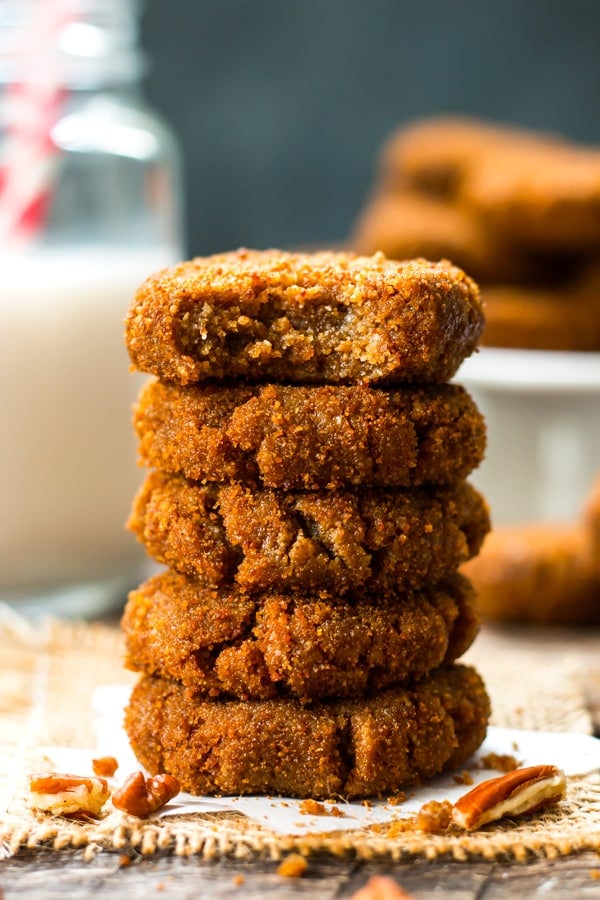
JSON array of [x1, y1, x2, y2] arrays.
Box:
[[129, 474, 489, 594], [125, 664, 490, 798], [122, 571, 480, 701], [125, 249, 483, 385], [133, 381, 486, 489]]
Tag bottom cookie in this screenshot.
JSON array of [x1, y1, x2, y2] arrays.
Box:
[[125, 665, 490, 799]]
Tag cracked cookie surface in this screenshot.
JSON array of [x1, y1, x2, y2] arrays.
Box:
[[122, 571, 480, 700], [133, 380, 486, 489], [129, 474, 489, 594]]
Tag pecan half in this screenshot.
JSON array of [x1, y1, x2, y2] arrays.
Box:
[[111, 771, 180, 817], [29, 773, 110, 818], [452, 764, 566, 830]]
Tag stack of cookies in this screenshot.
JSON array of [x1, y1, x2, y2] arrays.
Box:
[[122, 248, 491, 799], [352, 116, 600, 352]]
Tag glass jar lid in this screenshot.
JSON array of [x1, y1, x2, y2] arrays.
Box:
[[0, 0, 145, 86]]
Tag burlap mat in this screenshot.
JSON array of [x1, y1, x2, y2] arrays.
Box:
[[1, 609, 599, 862]]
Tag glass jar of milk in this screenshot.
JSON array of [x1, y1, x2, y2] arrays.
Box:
[[0, 0, 183, 616]]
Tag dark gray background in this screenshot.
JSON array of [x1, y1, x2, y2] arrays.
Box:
[[140, 0, 600, 257]]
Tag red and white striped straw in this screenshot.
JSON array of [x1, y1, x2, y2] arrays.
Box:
[[0, 0, 72, 245]]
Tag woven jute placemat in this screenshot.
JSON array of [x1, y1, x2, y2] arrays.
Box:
[[1, 609, 599, 862]]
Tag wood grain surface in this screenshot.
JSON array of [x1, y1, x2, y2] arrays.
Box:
[[2, 848, 600, 898]]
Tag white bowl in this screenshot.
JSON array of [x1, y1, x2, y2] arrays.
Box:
[[455, 348, 600, 525]]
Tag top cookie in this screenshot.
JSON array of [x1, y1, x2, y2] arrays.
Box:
[[125, 249, 483, 385]]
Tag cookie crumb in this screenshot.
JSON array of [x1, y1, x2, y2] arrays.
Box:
[[387, 792, 407, 806], [298, 798, 343, 817], [382, 818, 419, 838], [452, 770, 474, 785], [415, 799, 453, 833], [277, 853, 308, 878], [480, 753, 520, 772], [92, 756, 118, 777], [118, 854, 132, 868], [232, 874, 245, 886], [299, 798, 326, 815], [351, 875, 414, 899]]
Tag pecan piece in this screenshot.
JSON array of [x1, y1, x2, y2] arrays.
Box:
[[453, 764, 566, 830], [29, 773, 110, 818], [111, 771, 180, 817]]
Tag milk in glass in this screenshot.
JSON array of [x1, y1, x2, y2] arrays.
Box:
[[0, 246, 177, 611], [0, 1, 183, 613]]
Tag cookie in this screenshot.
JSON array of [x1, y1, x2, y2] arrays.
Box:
[[351, 191, 540, 285], [122, 570, 480, 700], [378, 116, 530, 198], [462, 524, 600, 626], [125, 664, 490, 798], [133, 381, 486, 489], [585, 475, 600, 573], [380, 117, 600, 252], [125, 249, 483, 385], [129, 474, 489, 594], [481, 280, 600, 351], [462, 141, 600, 252]]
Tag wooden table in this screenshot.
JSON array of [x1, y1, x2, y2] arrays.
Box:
[[3, 846, 600, 898]]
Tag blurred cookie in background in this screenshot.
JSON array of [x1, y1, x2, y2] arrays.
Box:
[[375, 116, 530, 199], [481, 274, 600, 352], [462, 475, 600, 626], [351, 115, 600, 353], [584, 474, 600, 575], [352, 191, 543, 286]]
